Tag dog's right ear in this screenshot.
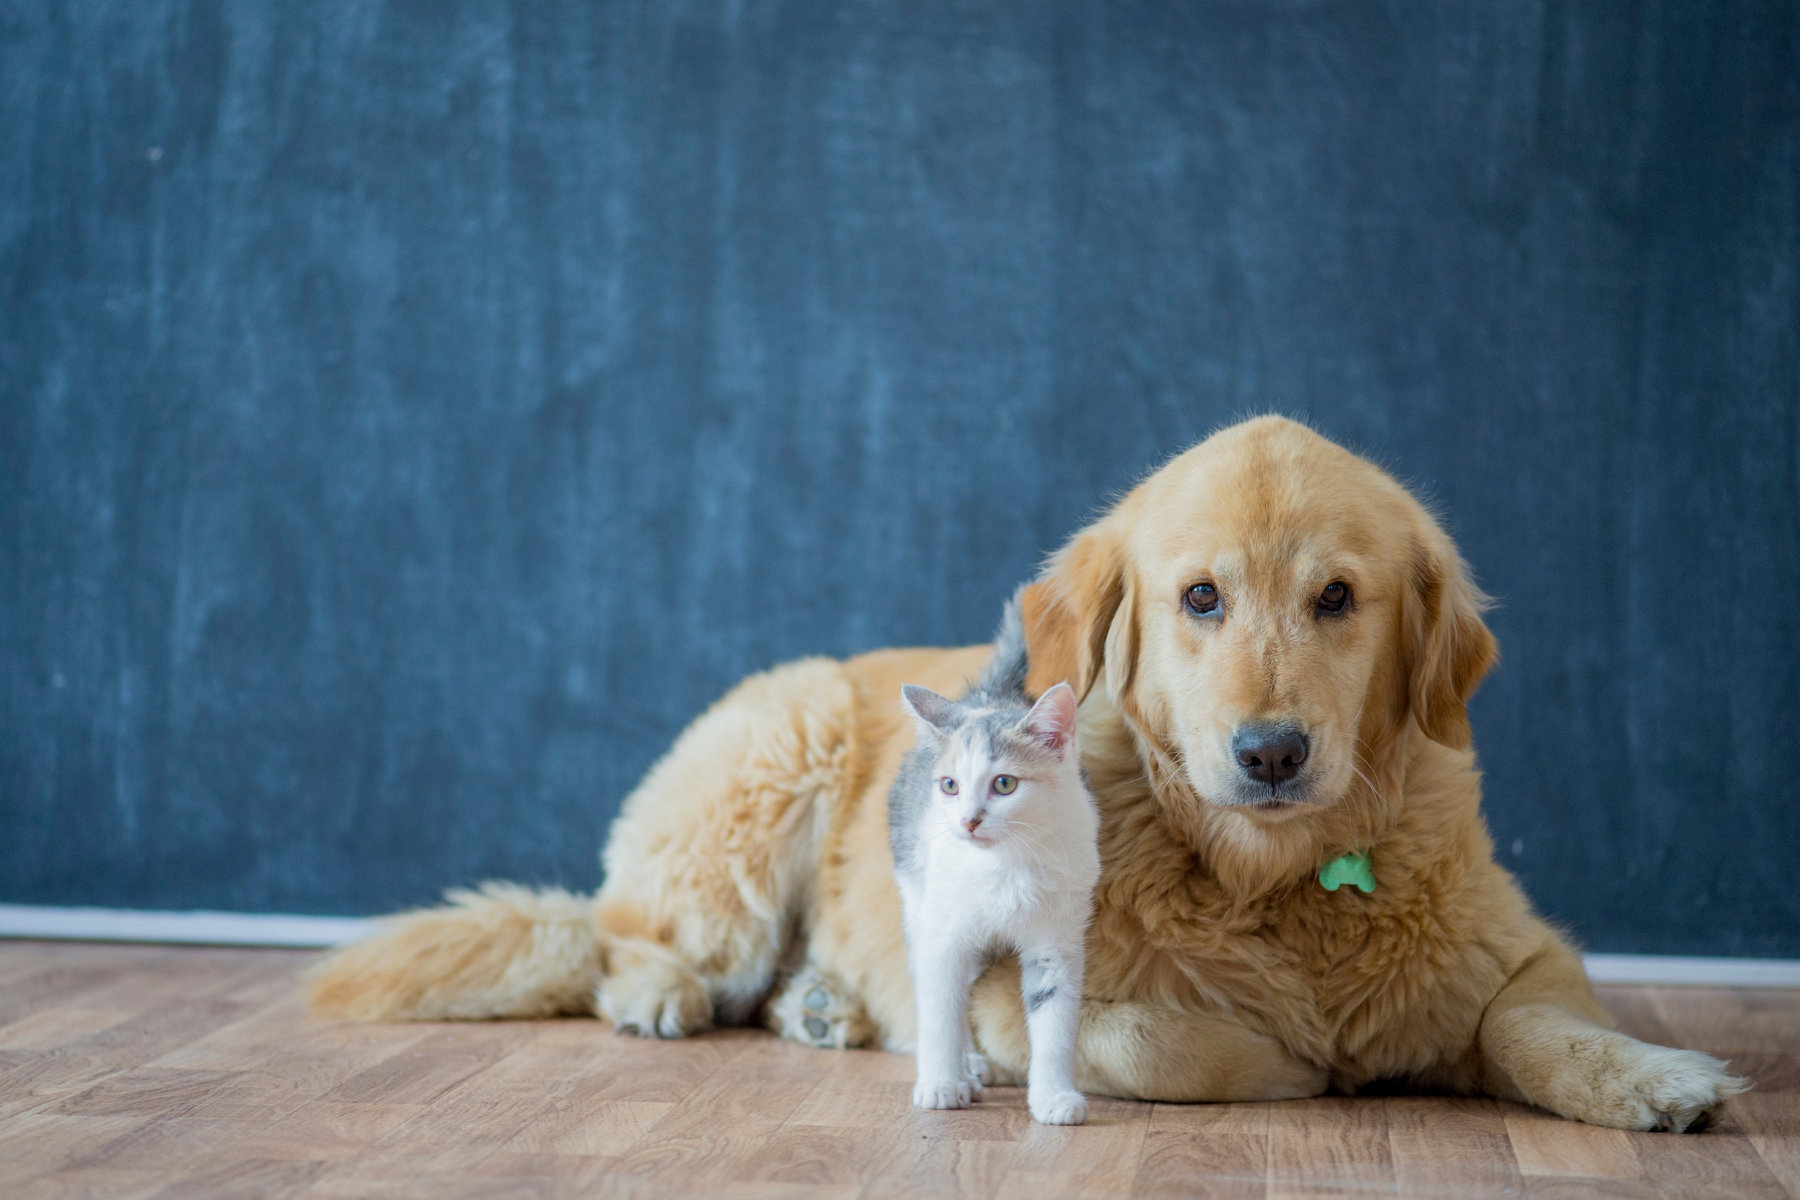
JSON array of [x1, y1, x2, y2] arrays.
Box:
[[1021, 517, 1129, 702]]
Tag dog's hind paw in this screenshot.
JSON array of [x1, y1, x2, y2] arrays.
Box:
[[769, 963, 875, 1049]]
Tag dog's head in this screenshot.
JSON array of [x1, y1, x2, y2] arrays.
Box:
[[1021, 416, 1496, 885]]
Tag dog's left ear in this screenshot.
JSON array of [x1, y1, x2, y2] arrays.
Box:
[[1405, 529, 1499, 750]]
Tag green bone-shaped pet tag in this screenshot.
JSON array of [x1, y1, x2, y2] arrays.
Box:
[[1319, 850, 1376, 894]]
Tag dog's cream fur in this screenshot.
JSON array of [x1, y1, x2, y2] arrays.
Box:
[[309, 417, 1746, 1131]]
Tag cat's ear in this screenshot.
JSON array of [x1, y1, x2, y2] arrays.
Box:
[[900, 684, 961, 739], [1024, 682, 1078, 759]]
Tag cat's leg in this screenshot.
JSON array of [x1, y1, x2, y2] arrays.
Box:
[[913, 937, 980, 1110], [903, 919, 987, 1091], [954, 951, 989, 1097], [962, 1045, 993, 1091], [1019, 937, 1088, 1125], [595, 657, 854, 1037]]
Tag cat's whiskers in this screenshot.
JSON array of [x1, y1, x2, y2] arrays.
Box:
[[1001, 820, 1059, 874]]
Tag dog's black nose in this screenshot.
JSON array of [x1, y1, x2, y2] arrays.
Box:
[[1233, 722, 1309, 786]]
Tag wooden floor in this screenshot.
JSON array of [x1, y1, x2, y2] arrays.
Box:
[[2, 943, 1797, 1199]]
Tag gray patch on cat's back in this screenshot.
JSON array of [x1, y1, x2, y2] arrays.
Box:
[[1025, 984, 1056, 1013]]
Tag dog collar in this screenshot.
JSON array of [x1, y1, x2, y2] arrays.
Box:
[[1319, 850, 1376, 893]]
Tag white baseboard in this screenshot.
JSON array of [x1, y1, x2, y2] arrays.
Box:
[[1581, 953, 1800, 988], [0, 904, 380, 948], [2, 905, 1797, 986]]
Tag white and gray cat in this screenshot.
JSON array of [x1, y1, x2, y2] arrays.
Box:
[[890, 599, 1101, 1126]]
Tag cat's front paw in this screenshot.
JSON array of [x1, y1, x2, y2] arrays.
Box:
[[1029, 1088, 1088, 1126], [914, 1077, 975, 1110]]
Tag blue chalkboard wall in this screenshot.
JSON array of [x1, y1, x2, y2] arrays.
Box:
[[3, 3, 1796, 955]]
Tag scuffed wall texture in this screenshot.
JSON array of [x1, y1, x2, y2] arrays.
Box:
[[2, 2, 1795, 953]]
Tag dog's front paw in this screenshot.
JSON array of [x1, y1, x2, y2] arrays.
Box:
[[963, 1050, 993, 1088], [1606, 1044, 1748, 1133], [914, 1077, 975, 1110], [1029, 1087, 1088, 1126]]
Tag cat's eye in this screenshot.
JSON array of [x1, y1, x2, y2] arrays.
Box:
[[992, 775, 1017, 795], [1183, 581, 1220, 616], [939, 777, 958, 795]]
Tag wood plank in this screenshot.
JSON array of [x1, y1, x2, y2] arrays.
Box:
[[316, 1025, 530, 1107], [226, 1101, 432, 1163], [784, 1046, 915, 1129], [1505, 1110, 1641, 1179], [994, 1094, 1150, 1199], [729, 1128, 896, 1192], [0, 1111, 151, 1189], [43, 1067, 248, 1119], [1521, 1181, 1660, 1200], [1133, 1102, 1268, 1200], [1635, 1130, 1789, 1200], [1266, 1095, 1393, 1196], [0, 952, 312, 1119], [1385, 1096, 1524, 1198], [1644, 987, 1797, 1057], [295, 1144, 613, 1200], [631, 1036, 833, 1142], [861, 1135, 1019, 1200], [139, 1157, 330, 1200], [569, 1023, 754, 1104], [0, 961, 144, 1027], [373, 1021, 668, 1159], [0, 1006, 137, 1051], [1735, 1093, 1800, 1199]]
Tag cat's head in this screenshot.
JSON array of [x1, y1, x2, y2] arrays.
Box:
[[899, 682, 1079, 848]]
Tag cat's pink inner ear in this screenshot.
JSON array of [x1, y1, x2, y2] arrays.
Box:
[[1026, 682, 1078, 757]]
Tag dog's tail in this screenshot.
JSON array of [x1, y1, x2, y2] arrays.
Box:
[[970, 588, 1031, 704], [306, 883, 599, 1022]]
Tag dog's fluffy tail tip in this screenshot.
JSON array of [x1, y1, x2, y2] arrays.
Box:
[[305, 882, 600, 1023]]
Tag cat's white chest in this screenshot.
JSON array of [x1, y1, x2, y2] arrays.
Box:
[[913, 827, 1080, 944], [943, 844, 1040, 910]]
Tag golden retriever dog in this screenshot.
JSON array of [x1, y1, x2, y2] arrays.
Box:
[[310, 416, 1746, 1131]]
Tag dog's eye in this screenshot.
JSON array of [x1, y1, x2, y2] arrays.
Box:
[[940, 777, 958, 796], [1183, 582, 1220, 616], [992, 775, 1017, 795], [1317, 581, 1350, 615]]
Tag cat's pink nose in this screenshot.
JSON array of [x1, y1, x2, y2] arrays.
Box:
[[962, 815, 982, 833]]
